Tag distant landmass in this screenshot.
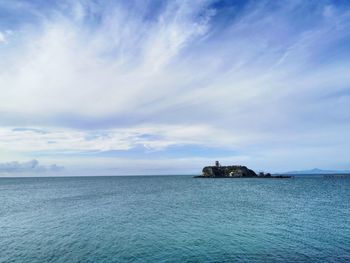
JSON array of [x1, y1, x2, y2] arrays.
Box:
[[283, 168, 350, 175]]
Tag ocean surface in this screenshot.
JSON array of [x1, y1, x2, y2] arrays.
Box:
[[1, 175, 350, 263]]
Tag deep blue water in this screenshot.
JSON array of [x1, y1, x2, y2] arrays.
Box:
[[1, 176, 350, 262]]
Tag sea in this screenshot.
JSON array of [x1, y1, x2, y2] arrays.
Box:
[[1, 175, 349, 263]]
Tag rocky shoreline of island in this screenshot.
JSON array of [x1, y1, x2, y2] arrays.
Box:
[[194, 161, 292, 179], [194, 175, 291, 178]]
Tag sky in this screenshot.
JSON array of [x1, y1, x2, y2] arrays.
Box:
[[0, 0, 350, 176]]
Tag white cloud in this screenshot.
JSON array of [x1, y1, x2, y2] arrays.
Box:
[[0, 1, 350, 172], [0, 1, 216, 117], [0, 31, 6, 43]]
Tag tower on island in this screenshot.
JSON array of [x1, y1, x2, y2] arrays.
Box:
[[215, 160, 220, 167]]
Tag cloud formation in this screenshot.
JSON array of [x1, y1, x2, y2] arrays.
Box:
[[0, 159, 64, 174], [0, 0, 350, 173]]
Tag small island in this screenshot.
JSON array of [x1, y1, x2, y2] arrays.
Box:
[[194, 161, 291, 178]]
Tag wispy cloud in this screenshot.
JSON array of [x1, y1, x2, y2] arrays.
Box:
[[0, 125, 244, 153], [0, 31, 5, 43], [12, 127, 48, 134], [0, 0, 350, 173]]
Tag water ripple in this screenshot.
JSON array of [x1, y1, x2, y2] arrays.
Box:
[[0, 176, 350, 262]]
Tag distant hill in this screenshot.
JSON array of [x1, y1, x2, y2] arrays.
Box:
[[284, 168, 350, 175]]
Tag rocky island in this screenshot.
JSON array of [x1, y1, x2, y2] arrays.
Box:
[[194, 161, 291, 178]]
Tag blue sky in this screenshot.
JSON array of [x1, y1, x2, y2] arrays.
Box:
[[0, 0, 350, 175]]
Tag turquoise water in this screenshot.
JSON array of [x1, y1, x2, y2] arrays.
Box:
[[1, 176, 350, 262]]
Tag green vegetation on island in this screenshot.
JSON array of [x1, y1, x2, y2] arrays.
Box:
[[195, 161, 291, 178]]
